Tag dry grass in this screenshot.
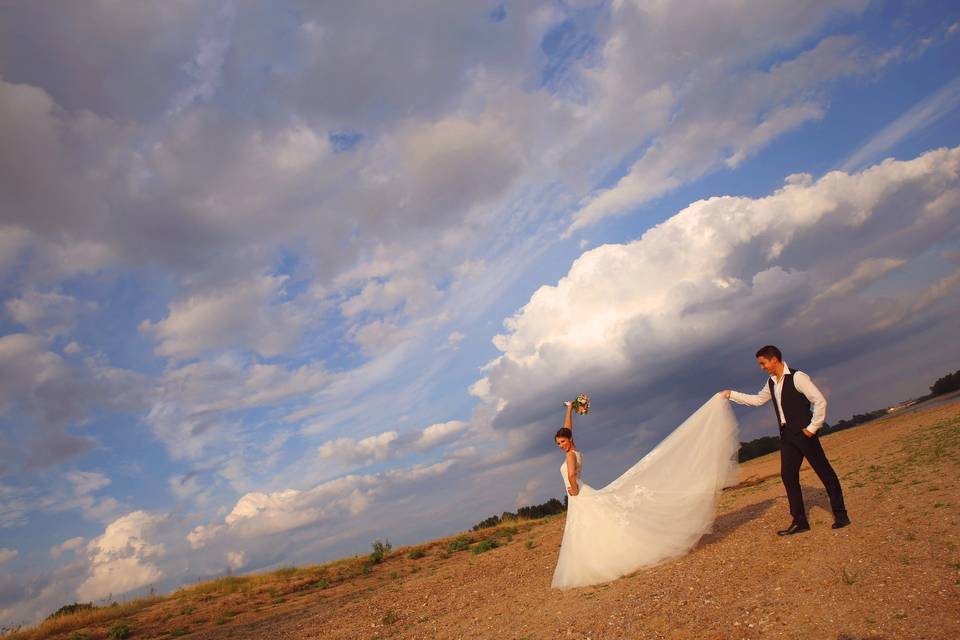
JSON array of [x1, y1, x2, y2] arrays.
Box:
[[1, 513, 551, 640], [1, 596, 162, 640]]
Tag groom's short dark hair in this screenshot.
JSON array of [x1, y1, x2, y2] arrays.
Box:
[[755, 345, 783, 361]]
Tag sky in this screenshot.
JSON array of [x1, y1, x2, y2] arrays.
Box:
[[1, 0, 959, 628]]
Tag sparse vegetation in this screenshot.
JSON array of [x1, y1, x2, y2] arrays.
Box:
[[45, 604, 93, 621], [447, 536, 471, 552], [472, 539, 501, 554], [106, 621, 131, 639], [842, 567, 856, 585], [369, 539, 392, 564], [382, 610, 399, 625], [407, 547, 427, 559]]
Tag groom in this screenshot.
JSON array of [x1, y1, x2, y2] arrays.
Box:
[[722, 345, 850, 535]]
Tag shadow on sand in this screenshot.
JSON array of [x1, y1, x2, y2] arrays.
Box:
[[696, 497, 779, 548]]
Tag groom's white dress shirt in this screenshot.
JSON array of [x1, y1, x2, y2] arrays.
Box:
[[729, 362, 827, 433]]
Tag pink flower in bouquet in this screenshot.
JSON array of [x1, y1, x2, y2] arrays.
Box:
[[564, 394, 590, 415]]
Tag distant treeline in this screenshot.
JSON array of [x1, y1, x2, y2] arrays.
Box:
[[472, 497, 566, 530], [738, 365, 958, 463], [930, 368, 960, 397], [736, 408, 888, 462]]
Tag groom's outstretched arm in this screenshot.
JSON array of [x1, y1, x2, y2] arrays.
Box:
[[723, 384, 772, 407]]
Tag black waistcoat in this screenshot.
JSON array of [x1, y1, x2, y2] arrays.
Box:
[[768, 369, 813, 432]]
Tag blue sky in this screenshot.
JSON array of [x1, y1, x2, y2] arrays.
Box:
[[1, 0, 959, 627]]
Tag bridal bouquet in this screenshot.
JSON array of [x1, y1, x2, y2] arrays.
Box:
[[564, 393, 590, 415]]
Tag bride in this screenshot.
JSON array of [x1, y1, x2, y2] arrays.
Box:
[[552, 394, 740, 588]]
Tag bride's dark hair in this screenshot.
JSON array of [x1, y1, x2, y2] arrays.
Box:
[[555, 427, 572, 440]]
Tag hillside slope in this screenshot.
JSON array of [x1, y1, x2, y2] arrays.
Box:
[[14, 400, 960, 640]]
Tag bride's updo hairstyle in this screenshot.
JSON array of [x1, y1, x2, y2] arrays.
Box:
[[555, 427, 572, 440]]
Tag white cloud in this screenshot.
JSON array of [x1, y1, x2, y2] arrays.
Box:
[[5, 290, 98, 337], [140, 275, 310, 360], [318, 431, 398, 465], [76, 511, 167, 601], [188, 459, 456, 551], [414, 420, 468, 451], [0, 548, 16, 564], [314, 419, 470, 470], [49, 537, 85, 560], [477, 146, 960, 453], [515, 478, 542, 508]]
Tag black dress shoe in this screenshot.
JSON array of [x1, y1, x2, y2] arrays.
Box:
[[777, 522, 810, 536], [832, 514, 851, 529]]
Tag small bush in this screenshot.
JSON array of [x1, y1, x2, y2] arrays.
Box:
[[369, 539, 392, 564], [46, 603, 94, 620], [107, 621, 131, 639], [447, 536, 470, 552], [472, 539, 501, 554], [407, 547, 427, 559], [525, 540, 536, 549]]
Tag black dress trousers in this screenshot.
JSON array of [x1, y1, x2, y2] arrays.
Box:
[[779, 427, 847, 523]]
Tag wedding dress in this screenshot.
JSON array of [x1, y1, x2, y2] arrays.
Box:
[[551, 395, 740, 588]]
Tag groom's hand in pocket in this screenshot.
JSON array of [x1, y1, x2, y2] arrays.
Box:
[[802, 428, 815, 438]]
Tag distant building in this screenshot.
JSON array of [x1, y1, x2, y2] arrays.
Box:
[[886, 400, 918, 413]]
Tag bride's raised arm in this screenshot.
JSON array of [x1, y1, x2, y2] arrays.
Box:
[[564, 401, 574, 432]]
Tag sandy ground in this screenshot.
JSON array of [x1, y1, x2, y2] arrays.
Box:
[[38, 399, 960, 640]]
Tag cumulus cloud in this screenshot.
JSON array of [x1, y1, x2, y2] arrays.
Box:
[[188, 459, 456, 555], [0, 548, 16, 564], [515, 478, 542, 508], [315, 420, 469, 468], [76, 511, 167, 602], [318, 431, 398, 465], [476, 146, 960, 455]]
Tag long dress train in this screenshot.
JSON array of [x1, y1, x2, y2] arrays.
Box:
[[551, 394, 740, 588]]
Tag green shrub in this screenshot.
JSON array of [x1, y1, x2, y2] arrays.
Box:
[[407, 547, 427, 559], [446, 536, 470, 552], [107, 621, 131, 639], [369, 539, 392, 564], [472, 539, 501, 554]]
